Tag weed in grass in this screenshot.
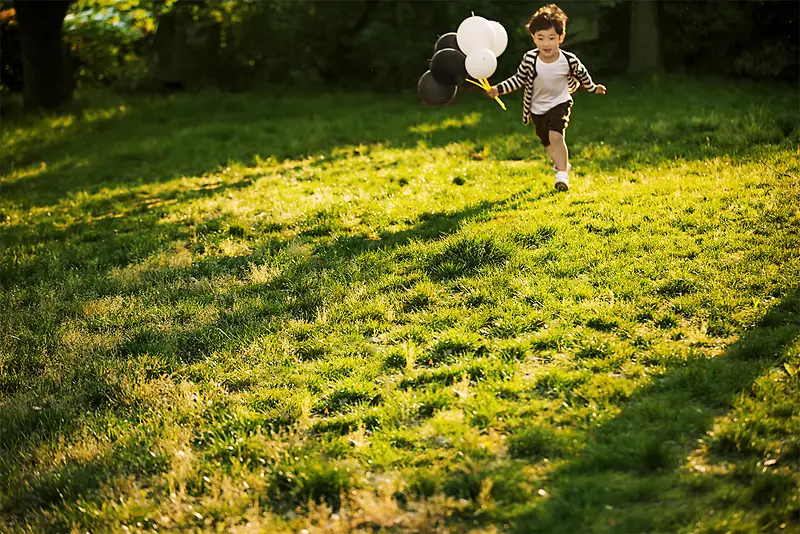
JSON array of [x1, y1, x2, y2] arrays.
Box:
[[496, 338, 532, 362], [536, 369, 590, 398], [295, 338, 329, 361], [655, 311, 680, 329], [315, 384, 380, 415], [442, 462, 491, 501], [486, 313, 546, 338], [639, 438, 676, 472], [417, 386, 458, 418], [383, 348, 409, 371], [467, 391, 505, 429], [269, 407, 310, 434], [311, 415, 360, 436], [575, 335, 615, 360], [403, 281, 439, 312], [657, 277, 697, 297], [426, 233, 515, 280], [464, 288, 496, 308], [585, 315, 619, 332], [707, 315, 735, 338], [423, 331, 486, 367], [509, 426, 568, 460], [269, 456, 356, 510], [466, 358, 516, 383], [574, 373, 638, 405], [509, 224, 557, 249], [400, 366, 465, 390], [409, 471, 440, 498]]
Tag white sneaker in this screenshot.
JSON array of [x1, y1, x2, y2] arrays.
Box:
[[554, 171, 569, 191], [553, 163, 572, 173]]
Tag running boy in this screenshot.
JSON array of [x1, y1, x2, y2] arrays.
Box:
[[487, 4, 606, 191]]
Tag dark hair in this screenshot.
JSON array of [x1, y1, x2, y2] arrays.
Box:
[[527, 4, 568, 36]]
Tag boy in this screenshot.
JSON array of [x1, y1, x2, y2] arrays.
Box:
[[487, 4, 606, 191]]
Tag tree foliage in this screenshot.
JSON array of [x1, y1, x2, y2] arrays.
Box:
[[1, 0, 797, 99], [64, 0, 157, 89]]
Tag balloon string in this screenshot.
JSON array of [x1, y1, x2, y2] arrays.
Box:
[[481, 78, 506, 110], [466, 78, 506, 111]]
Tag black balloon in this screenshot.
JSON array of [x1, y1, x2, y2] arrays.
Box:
[[417, 70, 457, 108], [430, 48, 467, 86], [434, 32, 460, 54]]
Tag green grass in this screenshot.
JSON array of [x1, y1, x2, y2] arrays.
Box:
[[1, 78, 799, 533]]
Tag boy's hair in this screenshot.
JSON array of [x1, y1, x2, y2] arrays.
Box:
[[527, 4, 568, 36]]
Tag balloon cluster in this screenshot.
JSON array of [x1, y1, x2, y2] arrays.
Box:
[[418, 14, 508, 110]]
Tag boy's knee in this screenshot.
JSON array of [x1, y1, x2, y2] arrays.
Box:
[[548, 130, 564, 142]]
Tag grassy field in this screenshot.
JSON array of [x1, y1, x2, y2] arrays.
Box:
[[1, 78, 799, 533]]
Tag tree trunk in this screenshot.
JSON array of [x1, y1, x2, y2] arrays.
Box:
[[628, 0, 661, 77], [13, 0, 74, 110]]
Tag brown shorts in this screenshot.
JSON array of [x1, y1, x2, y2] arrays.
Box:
[[532, 100, 573, 146]]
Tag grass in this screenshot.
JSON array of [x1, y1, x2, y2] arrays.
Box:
[[1, 77, 799, 533]]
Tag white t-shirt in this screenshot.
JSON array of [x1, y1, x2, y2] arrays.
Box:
[[530, 50, 572, 115]]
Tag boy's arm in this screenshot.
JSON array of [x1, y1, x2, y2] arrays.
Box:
[[495, 53, 533, 95], [571, 55, 600, 93]]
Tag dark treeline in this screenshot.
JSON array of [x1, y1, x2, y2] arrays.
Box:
[[1, 0, 798, 110]]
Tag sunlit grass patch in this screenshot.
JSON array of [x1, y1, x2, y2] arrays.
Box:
[[1, 79, 798, 532]]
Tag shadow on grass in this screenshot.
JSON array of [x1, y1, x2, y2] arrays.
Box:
[[1, 430, 169, 529], [4, 80, 796, 210], [2, 90, 488, 208], [0, 172, 258, 288], [0, 183, 547, 520], [509, 288, 800, 533]]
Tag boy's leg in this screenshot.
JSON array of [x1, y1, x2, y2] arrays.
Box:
[[545, 101, 573, 191], [547, 131, 569, 172]]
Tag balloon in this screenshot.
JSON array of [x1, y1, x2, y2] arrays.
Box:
[[456, 16, 495, 56], [488, 21, 507, 57], [434, 32, 460, 53], [430, 48, 467, 86], [417, 71, 457, 108], [465, 48, 497, 79]]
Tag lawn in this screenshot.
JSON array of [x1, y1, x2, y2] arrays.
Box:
[[1, 78, 798, 533]]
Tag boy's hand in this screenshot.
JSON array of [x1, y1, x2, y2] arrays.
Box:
[[486, 86, 499, 99], [594, 84, 607, 95]]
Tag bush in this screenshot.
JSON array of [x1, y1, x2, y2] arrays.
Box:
[[64, 3, 155, 90]]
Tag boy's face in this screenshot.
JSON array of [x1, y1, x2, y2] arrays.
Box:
[[532, 27, 565, 60]]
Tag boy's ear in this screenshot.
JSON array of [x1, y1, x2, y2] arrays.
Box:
[[559, 32, 566, 43]]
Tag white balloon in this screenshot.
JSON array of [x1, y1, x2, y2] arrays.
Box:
[[489, 21, 508, 57], [465, 48, 497, 80], [456, 16, 495, 56]]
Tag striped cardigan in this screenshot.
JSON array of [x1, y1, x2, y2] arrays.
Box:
[[496, 49, 598, 125]]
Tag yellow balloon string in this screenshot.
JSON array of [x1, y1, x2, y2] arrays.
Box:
[[482, 78, 506, 110], [465, 78, 506, 111]]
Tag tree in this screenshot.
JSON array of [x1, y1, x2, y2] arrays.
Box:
[[13, 0, 74, 110], [628, 0, 661, 77]]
